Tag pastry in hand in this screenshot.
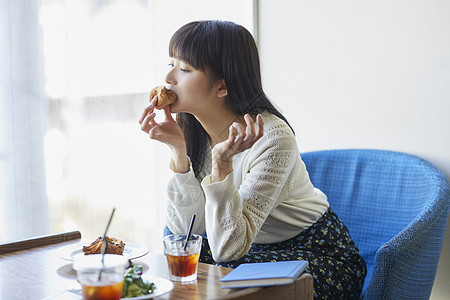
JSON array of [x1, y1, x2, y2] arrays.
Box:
[[149, 86, 177, 109], [82, 236, 125, 255]]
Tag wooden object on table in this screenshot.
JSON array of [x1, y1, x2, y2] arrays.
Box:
[[0, 230, 81, 254]]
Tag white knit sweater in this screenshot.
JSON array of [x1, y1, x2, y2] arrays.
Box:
[[166, 111, 329, 262]]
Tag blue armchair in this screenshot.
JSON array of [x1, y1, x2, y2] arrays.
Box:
[[301, 149, 450, 299]]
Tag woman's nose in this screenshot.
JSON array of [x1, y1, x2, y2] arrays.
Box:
[[165, 68, 176, 85]]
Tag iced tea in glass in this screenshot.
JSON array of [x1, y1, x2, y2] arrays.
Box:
[[74, 254, 128, 300], [80, 280, 123, 300], [163, 234, 202, 282]]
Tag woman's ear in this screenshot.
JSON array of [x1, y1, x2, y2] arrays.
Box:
[[216, 79, 228, 98]]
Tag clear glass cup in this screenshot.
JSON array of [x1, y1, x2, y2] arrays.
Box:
[[73, 254, 128, 300], [163, 234, 203, 283]]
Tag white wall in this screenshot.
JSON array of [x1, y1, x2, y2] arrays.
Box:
[[257, 1, 450, 299]]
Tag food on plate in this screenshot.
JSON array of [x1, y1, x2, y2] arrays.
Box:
[[149, 86, 177, 109], [122, 264, 155, 298], [82, 236, 125, 255]]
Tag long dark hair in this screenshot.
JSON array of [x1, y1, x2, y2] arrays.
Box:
[[169, 20, 293, 177]]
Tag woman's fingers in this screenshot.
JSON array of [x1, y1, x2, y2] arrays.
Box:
[[226, 114, 264, 150], [150, 95, 158, 106], [227, 123, 238, 144], [243, 114, 263, 149], [162, 105, 174, 121], [243, 114, 255, 142], [148, 112, 158, 126], [138, 96, 157, 124], [214, 114, 265, 162], [140, 112, 157, 133], [254, 114, 264, 140], [232, 122, 246, 143], [240, 114, 263, 147], [138, 105, 153, 124]]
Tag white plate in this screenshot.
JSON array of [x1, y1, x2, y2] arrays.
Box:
[[121, 275, 174, 299], [57, 240, 149, 261]]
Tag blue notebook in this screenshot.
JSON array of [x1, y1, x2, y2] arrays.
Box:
[[220, 260, 308, 288]]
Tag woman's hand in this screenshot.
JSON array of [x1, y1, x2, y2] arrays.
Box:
[[211, 114, 264, 182], [139, 96, 189, 172]]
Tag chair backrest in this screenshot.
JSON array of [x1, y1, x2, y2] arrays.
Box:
[[301, 149, 450, 299], [0, 231, 81, 254]]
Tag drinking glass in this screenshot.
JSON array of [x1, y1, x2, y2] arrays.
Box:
[[74, 254, 128, 300], [163, 234, 202, 283]]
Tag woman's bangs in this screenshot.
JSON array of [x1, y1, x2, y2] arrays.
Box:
[[169, 22, 212, 71]]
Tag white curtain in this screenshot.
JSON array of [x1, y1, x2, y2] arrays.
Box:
[[1, 0, 254, 253], [0, 0, 49, 241]]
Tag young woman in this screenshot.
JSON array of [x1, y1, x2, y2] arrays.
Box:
[[139, 20, 366, 298]]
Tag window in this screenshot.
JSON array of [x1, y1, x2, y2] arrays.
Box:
[[0, 0, 254, 254]]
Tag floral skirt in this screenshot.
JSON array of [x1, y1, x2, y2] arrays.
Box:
[[199, 208, 366, 299]]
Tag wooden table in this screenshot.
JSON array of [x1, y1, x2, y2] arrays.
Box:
[[0, 232, 313, 299]]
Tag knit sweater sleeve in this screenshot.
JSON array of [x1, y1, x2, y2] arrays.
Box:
[[201, 123, 297, 262], [165, 158, 206, 236]]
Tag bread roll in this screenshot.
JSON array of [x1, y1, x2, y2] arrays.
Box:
[[149, 86, 177, 109], [82, 236, 125, 255]]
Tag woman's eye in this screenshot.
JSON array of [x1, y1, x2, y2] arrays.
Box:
[[168, 63, 174, 67], [180, 68, 190, 72]]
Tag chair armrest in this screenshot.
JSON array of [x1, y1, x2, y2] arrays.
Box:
[[365, 185, 450, 299]]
